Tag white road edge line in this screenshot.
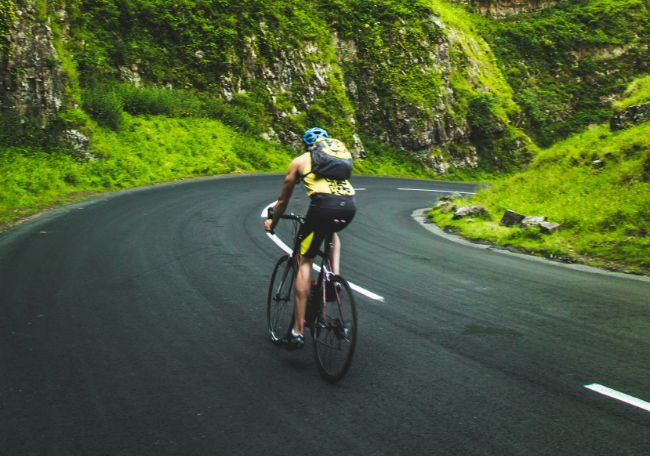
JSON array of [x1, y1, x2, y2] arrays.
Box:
[[260, 202, 384, 302], [398, 187, 476, 194], [585, 383, 650, 413]]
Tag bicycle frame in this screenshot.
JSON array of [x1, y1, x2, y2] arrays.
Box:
[[278, 213, 341, 324]]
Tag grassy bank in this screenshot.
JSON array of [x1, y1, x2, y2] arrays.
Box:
[[0, 114, 294, 230], [480, 0, 650, 146], [0, 113, 440, 231], [429, 120, 650, 275]]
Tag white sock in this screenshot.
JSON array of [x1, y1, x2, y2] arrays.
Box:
[[291, 329, 302, 337]]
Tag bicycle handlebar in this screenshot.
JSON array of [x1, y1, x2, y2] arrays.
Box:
[[266, 207, 305, 235], [280, 213, 305, 222]]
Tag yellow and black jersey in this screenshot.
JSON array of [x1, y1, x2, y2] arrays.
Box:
[[302, 154, 355, 197]]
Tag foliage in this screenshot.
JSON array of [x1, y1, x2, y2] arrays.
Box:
[[82, 86, 125, 129], [430, 76, 650, 275], [0, 113, 69, 150], [325, 0, 446, 120], [480, 0, 650, 146], [612, 75, 650, 111], [353, 136, 438, 178], [0, 0, 15, 53], [57, 0, 353, 141], [80, 82, 276, 135], [0, 114, 295, 229]]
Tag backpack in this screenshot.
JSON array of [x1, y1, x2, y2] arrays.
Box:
[[308, 137, 353, 180]]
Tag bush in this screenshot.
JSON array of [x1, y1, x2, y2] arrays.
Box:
[[115, 84, 203, 117], [82, 87, 124, 130], [0, 114, 68, 149]]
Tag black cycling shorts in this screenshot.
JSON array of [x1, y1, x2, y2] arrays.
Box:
[[296, 194, 356, 259]]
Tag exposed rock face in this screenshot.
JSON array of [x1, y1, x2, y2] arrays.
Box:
[[0, 1, 63, 124], [215, 22, 365, 155], [214, 17, 475, 163], [0, 3, 527, 173], [610, 103, 650, 131], [338, 20, 461, 149], [333, 17, 480, 172], [451, 0, 560, 17]]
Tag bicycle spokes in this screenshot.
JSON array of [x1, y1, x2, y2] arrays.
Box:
[[312, 276, 357, 383]]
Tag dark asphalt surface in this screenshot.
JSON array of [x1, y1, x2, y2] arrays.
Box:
[[1, 174, 649, 455]]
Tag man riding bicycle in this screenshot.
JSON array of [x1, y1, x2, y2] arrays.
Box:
[[263, 127, 356, 349]]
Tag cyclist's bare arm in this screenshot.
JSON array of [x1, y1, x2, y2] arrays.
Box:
[[264, 155, 307, 232]]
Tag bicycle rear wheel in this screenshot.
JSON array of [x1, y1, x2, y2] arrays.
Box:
[[312, 275, 357, 383], [267, 255, 295, 343]]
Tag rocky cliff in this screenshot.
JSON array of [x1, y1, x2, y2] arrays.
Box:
[[451, 0, 560, 17], [0, 0, 62, 123], [1, 0, 536, 173]]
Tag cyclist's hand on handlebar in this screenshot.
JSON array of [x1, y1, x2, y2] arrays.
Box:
[[263, 218, 274, 233], [264, 206, 275, 233]]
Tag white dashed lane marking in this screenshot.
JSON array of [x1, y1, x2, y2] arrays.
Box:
[[585, 384, 650, 413]]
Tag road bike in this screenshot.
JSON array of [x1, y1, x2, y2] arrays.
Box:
[[266, 212, 357, 383]]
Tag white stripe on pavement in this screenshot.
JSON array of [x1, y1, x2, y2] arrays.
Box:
[[585, 384, 650, 413], [260, 202, 384, 302]]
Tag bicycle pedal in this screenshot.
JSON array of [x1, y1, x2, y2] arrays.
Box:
[[283, 333, 305, 350]]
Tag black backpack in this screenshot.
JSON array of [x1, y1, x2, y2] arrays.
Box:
[[309, 138, 353, 180]]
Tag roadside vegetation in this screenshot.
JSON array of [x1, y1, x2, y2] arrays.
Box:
[[429, 77, 650, 275], [0, 118, 437, 230], [0, 84, 435, 230], [2, 0, 649, 277], [480, 0, 650, 146], [0, 113, 292, 230]]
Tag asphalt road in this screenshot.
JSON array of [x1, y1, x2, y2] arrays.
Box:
[[1, 175, 649, 455]]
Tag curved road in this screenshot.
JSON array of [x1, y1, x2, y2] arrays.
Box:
[[1, 175, 649, 455]]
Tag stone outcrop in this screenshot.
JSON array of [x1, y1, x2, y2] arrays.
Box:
[[520, 215, 547, 228], [338, 18, 462, 149], [500, 209, 525, 226], [210, 15, 480, 165], [450, 1, 560, 17], [0, 2, 529, 172], [453, 205, 488, 220], [539, 221, 560, 234], [610, 103, 650, 131], [499, 210, 560, 233], [0, 1, 63, 124], [433, 199, 457, 213]]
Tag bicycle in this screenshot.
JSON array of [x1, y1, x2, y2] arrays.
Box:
[[266, 211, 358, 383]]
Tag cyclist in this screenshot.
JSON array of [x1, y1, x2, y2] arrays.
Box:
[[264, 127, 356, 349]]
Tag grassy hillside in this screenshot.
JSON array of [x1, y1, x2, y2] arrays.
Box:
[[0, 114, 293, 229], [28, 0, 536, 169], [480, 0, 650, 146], [429, 76, 650, 275], [0, 109, 438, 231]]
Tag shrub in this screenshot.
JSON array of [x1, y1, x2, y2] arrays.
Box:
[[82, 87, 124, 130]]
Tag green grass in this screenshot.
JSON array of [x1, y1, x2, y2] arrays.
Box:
[[0, 112, 439, 231], [429, 120, 650, 274], [481, 0, 650, 146], [0, 114, 294, 229], [613, 75, 650, 110], [353, 138, 438, 178]]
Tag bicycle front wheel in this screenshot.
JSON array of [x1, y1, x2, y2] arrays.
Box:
[[312, 275, 357, 383], [267, 255, 296, 343]]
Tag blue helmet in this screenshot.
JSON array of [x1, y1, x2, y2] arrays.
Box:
[[302, 127, 329, 146]]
